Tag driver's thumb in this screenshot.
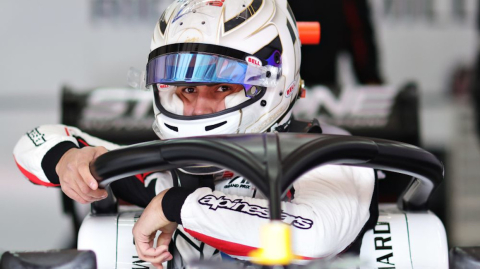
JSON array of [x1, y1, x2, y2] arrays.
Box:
[[157, 232, 172, 248]]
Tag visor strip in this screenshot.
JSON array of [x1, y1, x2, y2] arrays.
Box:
[[149, 43, 254, 62]]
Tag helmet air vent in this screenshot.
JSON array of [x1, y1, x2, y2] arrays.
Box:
[[205, 121, 227, 131], [164, 123, 179, 132]]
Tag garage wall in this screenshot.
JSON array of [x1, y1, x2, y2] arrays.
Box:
[[0, 0, 168, 98], [370, 0, 478, 93], [0, 0, 477, 97]]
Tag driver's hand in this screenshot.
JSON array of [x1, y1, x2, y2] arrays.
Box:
[[56, 146, 108, 204], [133, 189, 176, 269]]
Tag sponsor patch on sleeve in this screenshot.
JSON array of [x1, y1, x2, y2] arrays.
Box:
[[27, 128, 46, 146]]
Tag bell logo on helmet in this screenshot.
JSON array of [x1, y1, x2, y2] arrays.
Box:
[[285, 82, 296, 98], [159, 84, 169, 89], [246, 56, 262, 66]]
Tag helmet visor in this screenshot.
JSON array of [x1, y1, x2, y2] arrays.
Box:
[[146, 52, 279, 89]]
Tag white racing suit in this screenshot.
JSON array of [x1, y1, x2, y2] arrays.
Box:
[[13, 124, 375, 266]]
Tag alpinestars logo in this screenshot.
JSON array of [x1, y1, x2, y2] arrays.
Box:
[[27, 128, 46, 146], [198, 195, 313, 229]]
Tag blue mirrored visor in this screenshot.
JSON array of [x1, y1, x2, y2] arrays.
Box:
[[146, 53, 279, 87]]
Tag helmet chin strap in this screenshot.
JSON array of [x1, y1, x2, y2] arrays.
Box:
[[267, 101, 297, 133], [267, 85, 302, 133], [269, 114, 293, 133]]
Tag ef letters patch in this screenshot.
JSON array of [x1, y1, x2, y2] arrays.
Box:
[[27, 128, 46, 146]]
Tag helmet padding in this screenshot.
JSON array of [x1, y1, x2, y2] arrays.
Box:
[[225, 90, 250, 109], [159, 89, 184, 115]]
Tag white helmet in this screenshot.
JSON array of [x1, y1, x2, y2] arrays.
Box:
[[147, 0, 302, 139]]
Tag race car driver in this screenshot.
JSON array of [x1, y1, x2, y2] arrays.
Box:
[[13, 0, 376, 267]]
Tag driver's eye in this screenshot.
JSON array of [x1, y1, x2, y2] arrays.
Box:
[[183, 87, 195, 93], [217, 85, 230, 92]]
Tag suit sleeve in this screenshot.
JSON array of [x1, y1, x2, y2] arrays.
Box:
[[13, 124, 120, 186], [176, 165, 374, 260], [111, 171, 174, 208], [13, 124, 174, 207]]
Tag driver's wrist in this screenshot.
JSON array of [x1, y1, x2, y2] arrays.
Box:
[[46, 142, 79, 185], [161, 187, 194, 225]]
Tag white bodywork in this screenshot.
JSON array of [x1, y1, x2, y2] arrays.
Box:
[[78, 204, 448, 268], [78, 208, 155, 269], [360, 204, 448, 269]]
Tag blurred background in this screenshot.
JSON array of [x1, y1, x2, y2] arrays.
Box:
[[0, 0, 479, 252]]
